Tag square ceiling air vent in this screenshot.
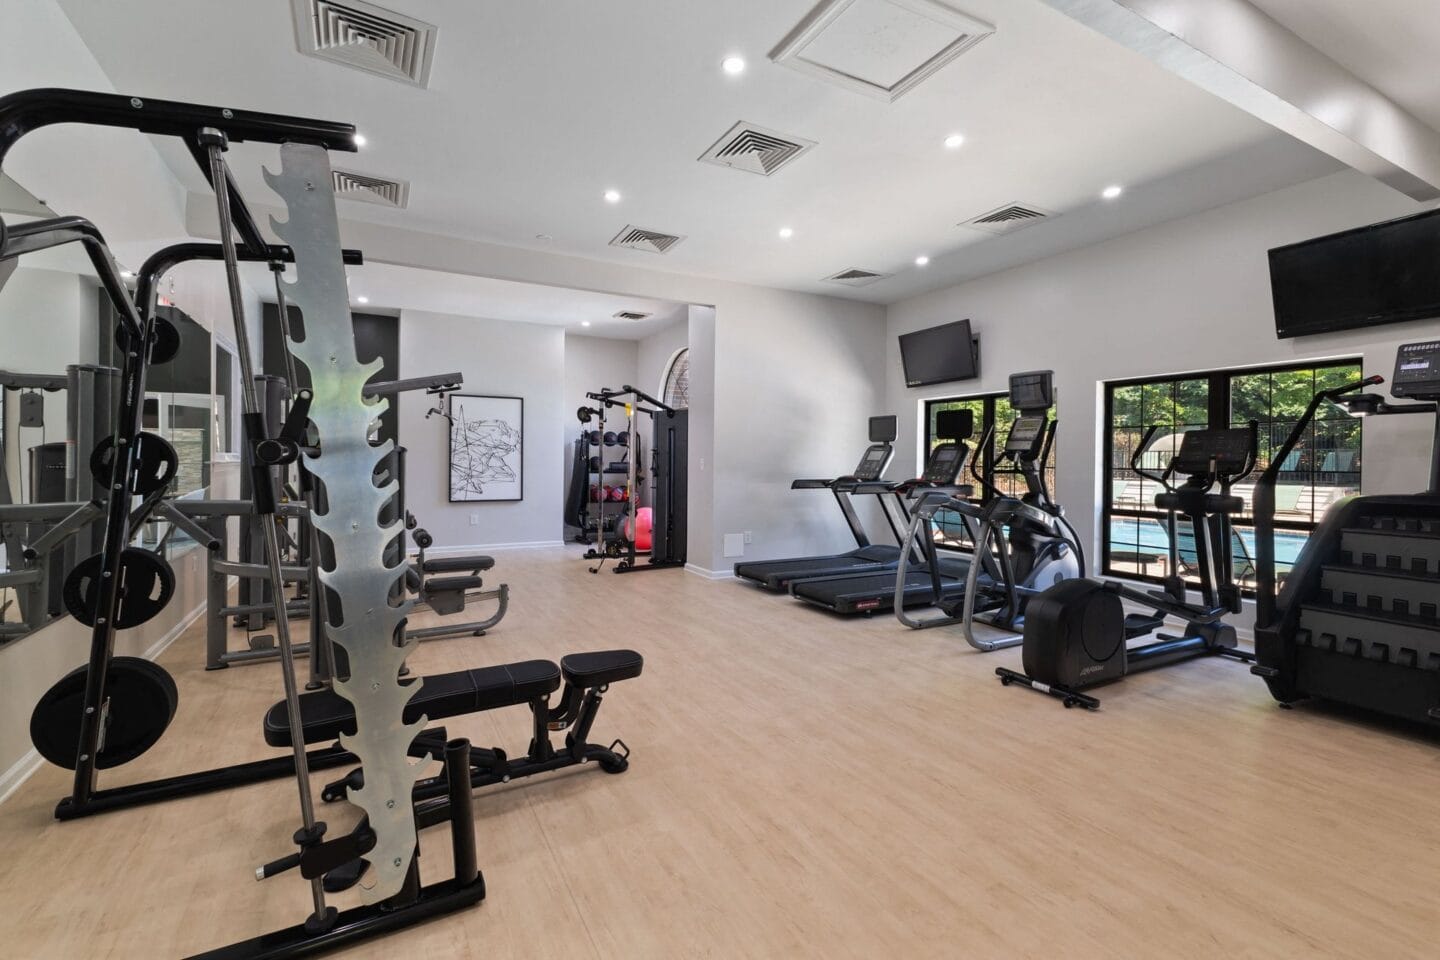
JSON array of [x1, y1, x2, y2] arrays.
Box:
[[332, 168, 410, 208], [699, 122, 817, 177], [824, 268, 888, 287], [614, 311, 652, 321], [610, 226, 685, 255], [292, 0, 438, 87], [772, 0, 995, 102], [961, 202, 1054, 236]]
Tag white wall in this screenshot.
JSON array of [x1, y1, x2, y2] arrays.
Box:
[[638, 319, 689, 401], [193, 200, 891, 572], [562, 334, 638, 517], [885, 169, 1440, 607], [399, 309, 566, 549]]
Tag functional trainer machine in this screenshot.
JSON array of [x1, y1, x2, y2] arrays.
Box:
[[999, 422, 1261, 708], [1252, 342, 1440, 725], [583, 385, 686, 573]]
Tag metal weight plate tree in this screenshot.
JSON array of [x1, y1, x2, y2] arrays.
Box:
[[263, 140, 425, 904]]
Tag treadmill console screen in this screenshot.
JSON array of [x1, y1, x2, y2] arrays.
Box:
[[1172, 428, 1254, 476], [922, 444, 963, 483], [1004, 416, 1047, 456], [853, 445, 889, 481], [1392, 340, 1440, 401]]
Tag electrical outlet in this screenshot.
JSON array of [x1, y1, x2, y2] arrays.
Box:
[[743, 530, 752, 544], [469, 513, 479, 526]]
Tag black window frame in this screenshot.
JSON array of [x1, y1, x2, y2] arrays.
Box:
[[922, 392, 1003, 502], [1102, 356, 1364, 595]]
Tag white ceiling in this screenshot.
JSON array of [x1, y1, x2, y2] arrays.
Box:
[[47, 0, 1396, 307], [1249, 0, 1440, 133], [240, 260, 688, 340]]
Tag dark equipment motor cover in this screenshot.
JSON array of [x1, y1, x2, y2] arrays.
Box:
[[1021, 579, 1127, 689]]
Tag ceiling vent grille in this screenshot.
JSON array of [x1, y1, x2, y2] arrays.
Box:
[[699, 122, 817, 177], [331, 168, 410, 207], [614, 311, 652, 321], [824, 268, 888, 287], [610, 226, 685, 255], [961, 203, 1054, 236], [292, 0, 438, 87]]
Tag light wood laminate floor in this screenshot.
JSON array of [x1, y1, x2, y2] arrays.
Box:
[[3, 545, 1438, 958]]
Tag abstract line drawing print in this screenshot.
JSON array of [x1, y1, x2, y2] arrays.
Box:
[[448, 394, 524, 502]]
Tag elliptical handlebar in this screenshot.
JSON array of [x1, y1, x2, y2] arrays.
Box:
[[1253, 374, 1383, 630]]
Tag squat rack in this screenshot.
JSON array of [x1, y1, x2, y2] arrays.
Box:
[[0, 88, 483, 959]]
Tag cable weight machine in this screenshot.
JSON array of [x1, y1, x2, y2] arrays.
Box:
[[582, 385, 687, 573]]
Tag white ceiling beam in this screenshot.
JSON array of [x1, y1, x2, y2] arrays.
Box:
[[1039, 0, 1440, 201]]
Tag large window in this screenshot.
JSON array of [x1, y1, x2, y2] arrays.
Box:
[[1104, 359, 1363, 593], [923, 392, 1059, 547]]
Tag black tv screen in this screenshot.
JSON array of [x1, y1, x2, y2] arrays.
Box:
[[899, 319, 978, 388], [1269, 208, 1440, 339]]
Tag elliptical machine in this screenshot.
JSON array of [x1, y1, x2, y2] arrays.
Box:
[[896, 370, 1084, 643], [999, 421, 1260, 708]]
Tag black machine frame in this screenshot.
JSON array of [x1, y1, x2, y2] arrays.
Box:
[[583, 384, 687, 574]]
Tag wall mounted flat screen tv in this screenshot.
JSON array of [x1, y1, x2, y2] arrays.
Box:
[[1269, 208, 1440, 339], [899, 319, 980, 388]]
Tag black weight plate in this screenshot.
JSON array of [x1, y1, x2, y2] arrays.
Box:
[[63, 548, 175, 628], [89, 431, 178, 495], [30, 657, 178, 770], [114, 316, 181, 365]]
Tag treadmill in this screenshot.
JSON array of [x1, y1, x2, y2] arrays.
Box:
[[791, 373, 1056, 615], [734, 415, 906, 591]]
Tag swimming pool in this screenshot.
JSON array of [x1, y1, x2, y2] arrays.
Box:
[[1109, 518, 1309, 567]]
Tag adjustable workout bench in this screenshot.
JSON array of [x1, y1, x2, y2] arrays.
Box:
[[403, 521, 509, 641], [263, 649, 643, 807]]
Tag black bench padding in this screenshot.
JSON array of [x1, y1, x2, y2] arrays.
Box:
[[421, 556, 495, 574], [560, 649, 644, 688], [424, 575, 486, 593], [263, 660, 562, 747]]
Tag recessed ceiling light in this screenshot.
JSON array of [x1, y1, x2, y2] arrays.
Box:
[[943, 133, 965, 149], [604, 189, 622, 204], [353, 133, 367, 148], [581, 321, 592, 327], [914, 255, 930, 267], [356, 296, 369, 304], [1102, 185, 1124, 200], [722, 56, 746, 76], [778, 226, 794, 239]]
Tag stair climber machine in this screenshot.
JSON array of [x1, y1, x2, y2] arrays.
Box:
[[896, 372, 1084, 644], [1252, 341, 1440, 726], [998, 420, 1261, 708], [792, 371, 1060, 616], [733, 415, 910, 590]]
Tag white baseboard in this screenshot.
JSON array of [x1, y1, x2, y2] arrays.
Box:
[[0, 597, 208, 809], [685, 563, 735, 581], [0, 749, 42, 807]]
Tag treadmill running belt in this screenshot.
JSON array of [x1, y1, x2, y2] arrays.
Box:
[[790, 559, 971, 615], [734, 545, 899, 591]]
